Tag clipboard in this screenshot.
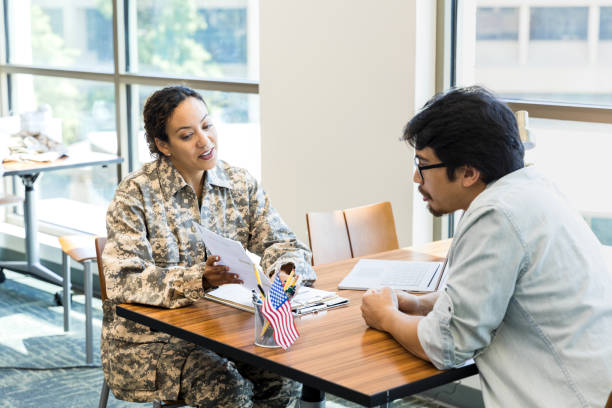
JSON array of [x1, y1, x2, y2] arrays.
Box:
[[204, 284, 349, 315]]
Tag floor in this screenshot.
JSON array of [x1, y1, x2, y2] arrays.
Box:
[[0, 270, 452, 408]]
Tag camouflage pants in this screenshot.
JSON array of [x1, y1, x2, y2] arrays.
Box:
[[180, 347, 301, 408]]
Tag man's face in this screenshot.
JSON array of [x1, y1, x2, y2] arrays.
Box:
[[413, 147, 466, 216]]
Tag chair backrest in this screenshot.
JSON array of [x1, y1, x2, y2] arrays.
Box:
[[343, 201, 399, 257], [606, 390, 612, 408], [95, 237, 108, 302], [306, 210, 353, 266]]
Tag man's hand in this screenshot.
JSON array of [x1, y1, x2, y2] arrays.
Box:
[[397, 291, 440, 316], [361, 287, 430, 362], [203, 255, 243, 288], [396, 291, 423, 315], [361, 287, 399, 332]]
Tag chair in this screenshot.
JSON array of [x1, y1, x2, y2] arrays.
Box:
[[58, 235, 97, 365], [305, 210, 352, 266], [606, 390, 612, 408], [94, 237, 185, 408], [306, 201, 400, 266], [343, 201, 399, 257]]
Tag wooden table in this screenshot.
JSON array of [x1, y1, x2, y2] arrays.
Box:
[[117, 247, 477, 407], [0, 152, 123, 285]]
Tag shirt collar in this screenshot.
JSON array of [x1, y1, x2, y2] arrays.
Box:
[[204, 161, 232, 190], [157, 156, 188, 200], [157, 156, 232, 201]]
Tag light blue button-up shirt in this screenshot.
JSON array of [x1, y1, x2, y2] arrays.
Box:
[[418, 166, 612, 407]]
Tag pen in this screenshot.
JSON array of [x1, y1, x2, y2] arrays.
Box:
[[295, 303, 326, 315], [283, 270, 295, 291], [427, 264, 440, 288], [253, 264, 265, 301]]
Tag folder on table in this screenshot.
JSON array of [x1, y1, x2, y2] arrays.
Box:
[[338, 258, 446, 292]]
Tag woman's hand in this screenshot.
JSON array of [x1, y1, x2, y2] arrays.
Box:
[[202, 255, 243, 288], [279, 262, 296, 288]]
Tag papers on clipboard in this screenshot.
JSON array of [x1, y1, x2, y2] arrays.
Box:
[[204, 284, 348, 316], [194, 223, 270, 292], [338, 259, 445, 292]]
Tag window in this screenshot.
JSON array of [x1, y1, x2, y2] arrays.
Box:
[[601, 7, 612, 39], [476, 7, 518, 40], [457, 1, 612, 105], [135, 86, 260, 180], [530, 7, 588, 41], [475, 7, 519, 66], [133, 0, 258, 80], [453, 0, 612, 244], [8, 0, 114, 71], [1, 0, 260, 235]]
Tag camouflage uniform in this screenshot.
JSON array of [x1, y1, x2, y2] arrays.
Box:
[[101, 156, 315, 407]]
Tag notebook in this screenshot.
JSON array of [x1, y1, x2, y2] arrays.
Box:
[[338, 259, 445, 292]]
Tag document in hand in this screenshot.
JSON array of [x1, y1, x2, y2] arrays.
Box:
[[194, 223, 270, 291], [338, 259, 444, 292]]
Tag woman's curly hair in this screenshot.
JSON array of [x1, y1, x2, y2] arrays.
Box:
[[143, 85, 207, 157]]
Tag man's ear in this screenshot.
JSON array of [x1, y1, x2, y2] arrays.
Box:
[[155, 137, 171, 157], [461, 165, 481, 188]]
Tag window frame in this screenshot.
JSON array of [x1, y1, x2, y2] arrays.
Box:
[[437, 0, 612, 240], [0, 0, 259, 235]]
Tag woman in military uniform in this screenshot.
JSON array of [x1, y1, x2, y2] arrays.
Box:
[[101, 86, 315, 407]]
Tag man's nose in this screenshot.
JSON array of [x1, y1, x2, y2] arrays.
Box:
[[414, 169, 423, 184]]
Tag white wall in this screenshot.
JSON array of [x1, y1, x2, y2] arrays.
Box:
[[260, 0, 436, 247]]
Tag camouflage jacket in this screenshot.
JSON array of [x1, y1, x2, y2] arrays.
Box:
[[101, 156, 315, 401]]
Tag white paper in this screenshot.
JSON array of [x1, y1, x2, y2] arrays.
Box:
[[338, 259, 443, 291], [194, 223, 270, 291]]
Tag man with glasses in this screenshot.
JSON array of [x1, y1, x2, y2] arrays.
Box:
[[361, 86, 612, 407]]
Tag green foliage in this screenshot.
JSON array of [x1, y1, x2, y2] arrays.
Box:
[[30, 5, 82, 144], [137, 0, 220, 77], [29, 0, 227, 147]]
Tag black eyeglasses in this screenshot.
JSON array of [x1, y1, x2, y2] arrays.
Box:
[[414, 156, 447, 182]]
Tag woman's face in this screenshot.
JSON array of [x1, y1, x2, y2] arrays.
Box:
[[156, 96, 218, 176]]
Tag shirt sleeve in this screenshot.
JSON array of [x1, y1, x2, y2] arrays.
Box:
[[418, 205, 527, 369], [244, 172, 317, 285], [103, 182, 205, 308]]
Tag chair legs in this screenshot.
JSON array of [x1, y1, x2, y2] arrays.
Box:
[[62, 252, 71, 332], [98, 380, 109, 408], [61, 255, 94, 365], [83, 260, 94, 365]]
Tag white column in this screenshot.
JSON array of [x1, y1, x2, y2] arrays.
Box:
[[518, 3, 530, 66], [260, 0, 436, 247], [588, 5, 600, 65]]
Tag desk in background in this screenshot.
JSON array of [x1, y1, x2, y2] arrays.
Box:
[[117, 246, 476, 407], [0, 152, 123, 284]]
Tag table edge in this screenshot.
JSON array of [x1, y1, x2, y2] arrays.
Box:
[[2, 155, 123, 176], [116, 304, 478, 406]]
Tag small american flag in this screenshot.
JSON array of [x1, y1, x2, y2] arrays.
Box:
[[261, 274, 299, 349]]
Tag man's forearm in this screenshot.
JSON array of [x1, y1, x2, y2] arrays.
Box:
[[384, 311, 430, 361], [417, 291, 441, 315]]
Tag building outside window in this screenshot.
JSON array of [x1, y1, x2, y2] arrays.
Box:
[[1, 0, 259, 236], [455, 0, 612, 243]]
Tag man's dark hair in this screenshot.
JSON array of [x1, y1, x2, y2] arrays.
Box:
[[403, 86, 524, 184], [143, 85, 207, 157]]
